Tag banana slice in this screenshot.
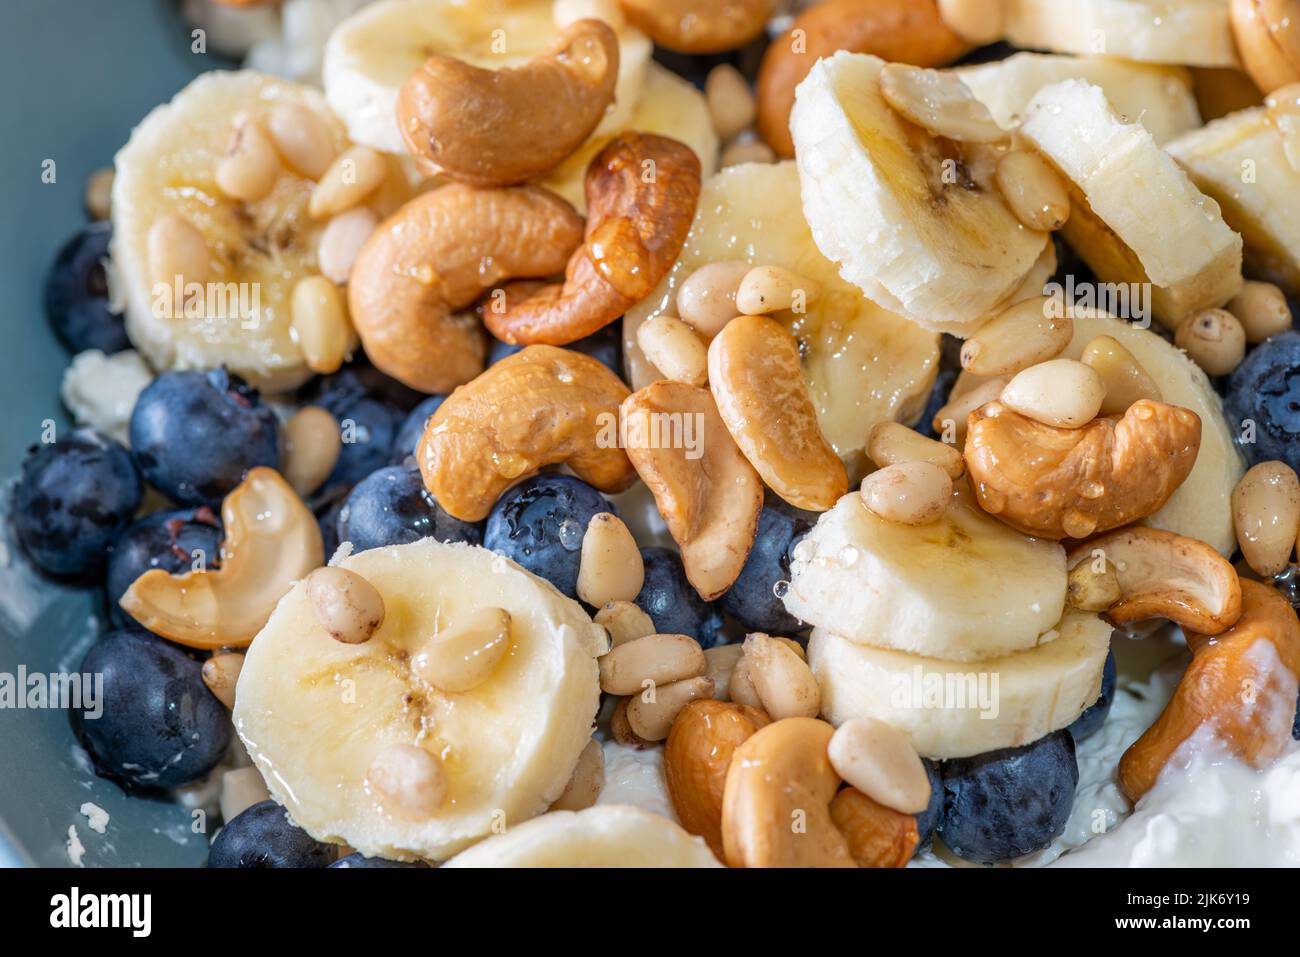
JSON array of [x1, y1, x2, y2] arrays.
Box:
[[111, 70, 414, 393], [956, 53, 1202, 146], [234, 539, 607, 862], [1020, 79, 1243, 329], [442, 804, 722, 867], [809, 610, 1112, 759], [1001, 0, 1240, 68], [782, 485, 1068, 662], [790, 52, 1052, 335], [323, 0, 652, 155], [624, 161, 939, 480]]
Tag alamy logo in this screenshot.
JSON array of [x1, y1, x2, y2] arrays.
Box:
[[152, 276, 262, 329], [0, 667, 101, 718], [50, 887, 151, 937], [890, 666, 1001, 719], [1042, 276, 1152, 328]]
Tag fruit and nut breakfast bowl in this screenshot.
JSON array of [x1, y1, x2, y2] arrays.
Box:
[[7, 0, 1300, 870]]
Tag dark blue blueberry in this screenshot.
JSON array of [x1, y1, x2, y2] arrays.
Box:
[[720, 497, 814, 633], [317, 498, 344, 560], [329, 852, 429, 868], [938, 731, 1078, 865], [1225, 330, 1300, 473], [129, 368, 280, 507], [45, 222, 130, 354], [1293, 685, 1299, 741], [105, 507, 223, 627], [14, 429, 141, 577], [915, 334, 962, 439], [338, 464, 481, 552], [914, 758, 943, 852], [208, 800, 334, 868], [1067, 649, 1117, 743], [482, 474, 613, 599], [489, 324, 624, 380], [635, 546, 725, 648], [309, 370, 403, 496], [391, 395, 446, 464], [76, 629, 230, 790]]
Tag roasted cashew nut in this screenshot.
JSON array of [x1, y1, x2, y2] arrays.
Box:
[[119, 468, 324, 649], [397, 19, 621, 187], [484, 132, 702, 346], [828, 787, 919, 868], [617, 0, 772, 53], [348, 185, 584, 394], [965, 399, 1202, 540], [1119, 579, 1300, 801], [417, 345, 636, 521]]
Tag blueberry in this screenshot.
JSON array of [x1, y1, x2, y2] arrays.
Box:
[[338, 464, 481, 552], [914, 758, 943, 852], [720, 496, 814, 633], [1067, 649, 1117, 743], [130, 369, 280, 506], [208, 800, 335, 868], [317, 498, 344, 560], [938, 731, 1079, 865], [1225, 331, 1300, 473], [915, 334, 962, 439], [309, 370, 403, 496], [489, 325, 624, 380], [45, 222, 130, 354], [482, 474, 613, 599], [105, 507, 223, 627], [635, 546, 725, 647], [76, 629, 230, 790], [329, 852, 429, 868], [14, 429, 141, 577], [391, 395, 446, 464], [1293, 685, 1299, 741]]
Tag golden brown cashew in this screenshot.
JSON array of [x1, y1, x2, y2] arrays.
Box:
[[417, 345, 636, 521], [964, 399, 1202, 541], [617, 0, 772, 53], [1119, 579, 1300, 801], [348, 185, 584, 394], [829, 787, 919, 868], [120, 468, 324, 649], [397, 19, 620, 187], [484, 132, 702, 346]]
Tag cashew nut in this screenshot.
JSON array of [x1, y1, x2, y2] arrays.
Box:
[[119, 468, 324, 649], [828, 787, 919, 868], [418, 345, 636, 521], [484, 132, 702, 345], [964, 399, 1202, 540], [397, 19, 620, 187], [617, 0, 771, 53], [348, 185, 584, 394]]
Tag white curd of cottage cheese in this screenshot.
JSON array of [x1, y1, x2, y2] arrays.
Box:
[[60, 349, 153, 447]]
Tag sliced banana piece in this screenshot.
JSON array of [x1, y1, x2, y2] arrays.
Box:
[[443, 804, 722, 867], [234, 539, 607, 862], [790, 52, 1051, 334], [323, 0, 652, 155], [624, 161, 938, 480], [809, 610, 1112, 759], [783, 485, 1068, 662], [1020, 79, 1243, 329]]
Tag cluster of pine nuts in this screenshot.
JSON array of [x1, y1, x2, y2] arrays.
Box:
[[1232, 461, 1300, 577]]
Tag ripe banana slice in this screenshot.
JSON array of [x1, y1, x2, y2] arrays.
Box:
[[322, 0, 652, 155], [624, 161, 939, 480], [234, 539, 607, 862], [442, 805, 722, 867], [790, 52, 1052, 334], [1020, 79, 1243, 329], [782, 485, 1068, 662], [809, 610, 1112, 759]]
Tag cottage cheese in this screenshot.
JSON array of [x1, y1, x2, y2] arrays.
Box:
[[60, 349, 153, 447]]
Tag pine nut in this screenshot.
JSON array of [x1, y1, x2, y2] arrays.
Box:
[[1175, 308, 1247, 376], [594, 600, 656, 647], [307, 566, 386, 644], [1066, 558, 1121, 611], [148, 214, 212, 289], [1080, 335, 1162, 415], [706, 64, 756, 142], [282, 405, 342, 496], [735, 265, 821, 315], [220, 766, 269, 823], [1227, 280, 1293, 343], [995, 150, 1070, 232], [576, 513, 644, 607], [704, 643, 745, 700], [741, 633, 821, 720], [216, 113, 282, 202], [867, 422, 965, 479], [553, 0, 625, 30], [611, 696, 651, 747], [309, 145, 387, 219], [598, 633, 706, 695], [960, 295, 1072, 376], [931, 376, 1008, 445], [201, 652, 244, 709], [625, 675, 715, 741], [728, 655, 763, 709], [1000, 358, 1105, 428], [367, 744, 446, 817], [1232, 461, 1300, 577], [859, 461, 952, 526], [84, 167, 114, 221], [720, 138, 777, 168], [676, 260, 750, 338], [937, 0, 1004, 44], [637, 313, 709, 385], [317, 206, 378, 285], [267, 101, 336, 180], [827, 717, 931, 815], [551, 738, 606, 811], [291, 275, 353, 374], [413, 607, 512, 693]]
